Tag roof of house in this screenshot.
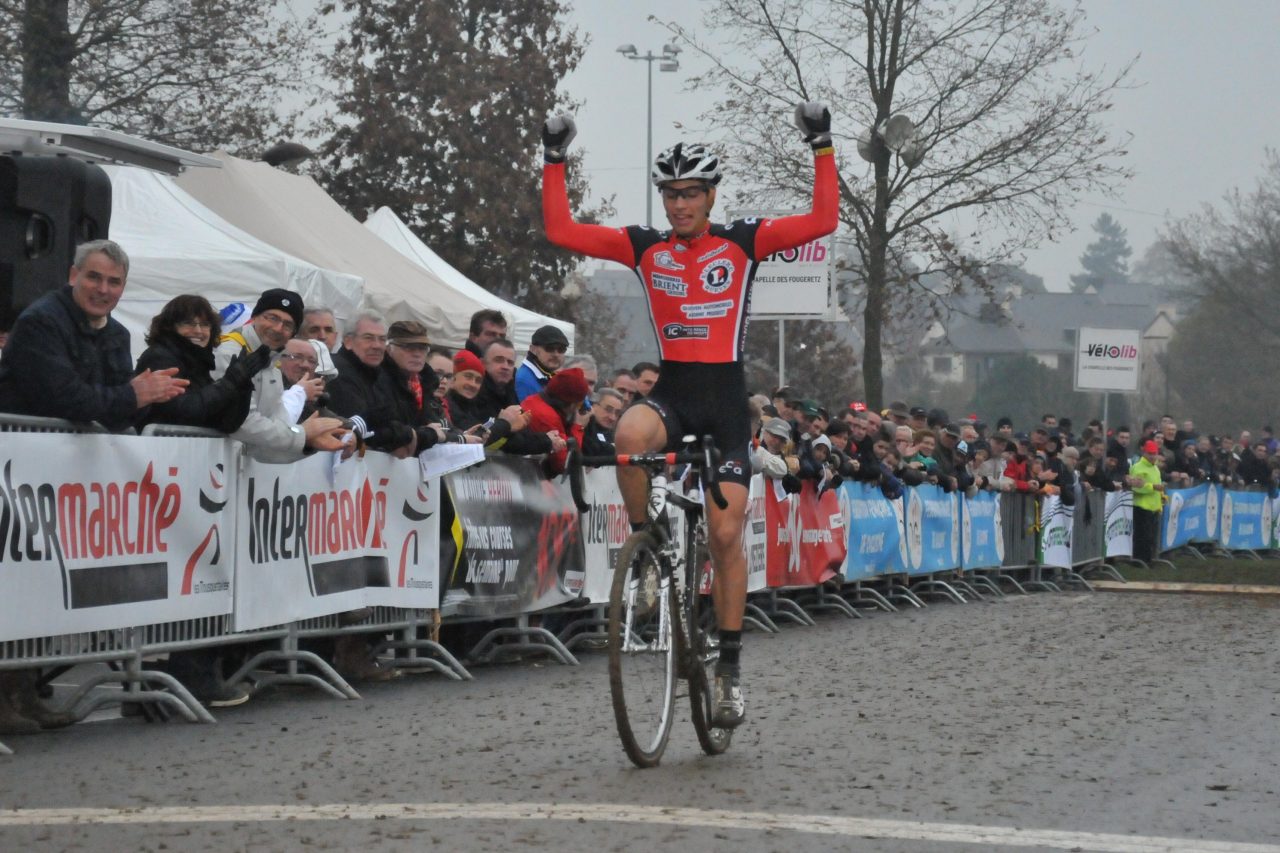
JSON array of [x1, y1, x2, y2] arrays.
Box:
[[930, 291, 1164, 355]]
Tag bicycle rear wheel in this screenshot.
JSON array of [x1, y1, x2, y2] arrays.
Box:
[[608, 531, 678, 768], [685, 528, 732, 755]]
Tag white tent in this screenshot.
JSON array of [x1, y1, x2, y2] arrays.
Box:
[[176, 153, 572, 352], [363, 206, 572, 352], [105, 165, 364, 360]]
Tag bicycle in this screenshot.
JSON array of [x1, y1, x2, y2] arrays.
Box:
[[567, 435, 733, 767]]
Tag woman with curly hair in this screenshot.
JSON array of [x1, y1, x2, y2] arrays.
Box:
[[135, 295, 270, 432]]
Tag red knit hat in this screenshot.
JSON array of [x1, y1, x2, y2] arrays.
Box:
[[453, 349, 484, 376], [546, 367, 591, 402], [1142, 439, 1160, 454]]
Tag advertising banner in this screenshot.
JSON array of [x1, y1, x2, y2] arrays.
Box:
[[1161, 483, 1214, 551], [905, 485, 960, 575], [764, 479, 843, 587], [233, 451, 438, 631], [729, 209, 833, 318], [1103, 491, 1134, 558], [0, 434, 236, 642], [840, 480, 906, 579], [1272, 496, 1280, 549], [745, 475, 769, 593], [1074, 327, 1141, 392], [441, 456, 582, 618], [1219, 489, 1273, 552], [576, 467, 628, 604], [1039, 495, 1074, 568], [961, 491, 1004, 570]]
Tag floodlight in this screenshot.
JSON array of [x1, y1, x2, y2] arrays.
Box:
[[617, 44, 638, 56], [856, 130, 875, 163], [878, 114, 916, 152], [898, 138, 925, 169]]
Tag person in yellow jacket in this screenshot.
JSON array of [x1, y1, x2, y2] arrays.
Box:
[[1127, 439, 1166, 562]]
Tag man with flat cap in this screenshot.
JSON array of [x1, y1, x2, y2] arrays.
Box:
[[515, 323, 570, 401]]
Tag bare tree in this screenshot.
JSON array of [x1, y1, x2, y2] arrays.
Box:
[[1164, 149, 1280, 351], [0, 0, 319, 152], [661, 0, 1132, 407]]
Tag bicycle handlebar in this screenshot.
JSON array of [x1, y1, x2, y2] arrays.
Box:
[[565, 435, 729, 513]]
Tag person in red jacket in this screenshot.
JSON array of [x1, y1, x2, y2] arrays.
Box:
[[520, 367, 590, 476], [541, 102, 838, 728]]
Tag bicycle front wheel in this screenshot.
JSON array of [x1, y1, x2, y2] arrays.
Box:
[[608, 531, 678, 768], [686, 530, 732, 756]]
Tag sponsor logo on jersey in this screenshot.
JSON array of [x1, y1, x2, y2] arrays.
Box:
[[718, 459, 744, 478], [701, 258, 735, 294], [696, 243, 728, 263], [653, 250, 685, 271], [681, 299, 734, 320], [661, 323, 710, 340], [649, 272, 687, 297]]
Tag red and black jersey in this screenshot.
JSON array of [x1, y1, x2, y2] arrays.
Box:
[[543, 152, 838, 364]]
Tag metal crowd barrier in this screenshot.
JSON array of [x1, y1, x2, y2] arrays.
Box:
[[2, 414, 1134, 752], [0, 415, 480, 750]]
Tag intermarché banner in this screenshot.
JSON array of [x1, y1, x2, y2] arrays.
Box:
[[0, 434, 235, 642], [233, 450, 441, 631]]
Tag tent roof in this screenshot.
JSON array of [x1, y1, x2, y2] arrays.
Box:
[[176, 153, 569, 351], [364, 206, 571, 351], [105, 165, 364, 359]]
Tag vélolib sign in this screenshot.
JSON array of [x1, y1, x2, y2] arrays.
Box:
[[1074, 327, 1141, 392]]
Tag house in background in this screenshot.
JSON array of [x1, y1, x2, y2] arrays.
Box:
[[920, 283, 1178, 410]]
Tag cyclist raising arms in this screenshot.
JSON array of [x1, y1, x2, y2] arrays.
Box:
[[542, 103, 838, 728]]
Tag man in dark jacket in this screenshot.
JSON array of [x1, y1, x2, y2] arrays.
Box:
[[582, 387, 624, 456], [1235, 442, 1276, 492], [1106, 426, 1132, 477], [473, 337, 520, 419], [0, 239, 187, 430], [464, 309, 507, 359], [326, 311, 423, 455]]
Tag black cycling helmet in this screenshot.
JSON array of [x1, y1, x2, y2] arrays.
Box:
[[651, 142, 723, 187]]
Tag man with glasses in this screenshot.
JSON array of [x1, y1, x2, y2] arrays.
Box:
[[385, 320, 451, 441], [277, 338, 326, 423], [582, 387, 625, 455], [214, 288, 347, 462], [328, 311, 431, 457], [515, 324, 570, 401], [541, 101, 838, 729]]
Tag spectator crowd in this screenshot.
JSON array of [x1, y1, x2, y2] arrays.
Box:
[[1, 238, 1277, 730]]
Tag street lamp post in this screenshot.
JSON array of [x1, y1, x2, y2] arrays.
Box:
[[617, 43, 680, 227]]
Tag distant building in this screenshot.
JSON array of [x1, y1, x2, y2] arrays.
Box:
[[920, 284, 1178, 409], [584, 268, 658, 372]]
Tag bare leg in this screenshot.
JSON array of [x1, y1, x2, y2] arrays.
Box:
[[705, 482, 749, 631], [613, 404, 668, 527]]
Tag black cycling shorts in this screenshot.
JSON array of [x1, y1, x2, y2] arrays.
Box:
[[637, 361, 752, 488]]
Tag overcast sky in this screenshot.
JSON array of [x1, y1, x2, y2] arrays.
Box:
[[559, 0, 1280, 290]]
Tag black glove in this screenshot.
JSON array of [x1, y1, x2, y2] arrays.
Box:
[[793, 101, 832, 150], [541, 112, 578, 163], [414, 425, 440, 451], [222, 344, 272, 389], [781, 473, 802, 495]]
